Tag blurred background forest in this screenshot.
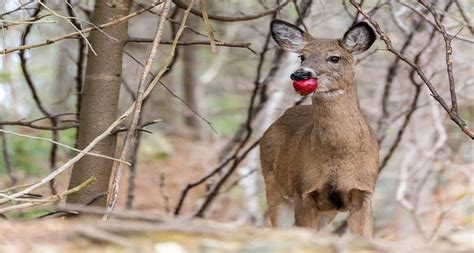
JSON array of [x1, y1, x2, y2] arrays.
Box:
[[0, 0, 473, 251]]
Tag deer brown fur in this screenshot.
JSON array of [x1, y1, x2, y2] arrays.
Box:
[[260, 20, 379, 238]]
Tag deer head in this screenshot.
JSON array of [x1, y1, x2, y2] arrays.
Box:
[[271, 20, 376, 97]]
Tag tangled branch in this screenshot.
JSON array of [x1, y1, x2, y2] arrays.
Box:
[[349, 0, 473, 139]]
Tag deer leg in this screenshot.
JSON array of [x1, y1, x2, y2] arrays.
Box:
[[347, 190, 373, 238], [273, 198, 295, 228], [265, 175, 295, 227], [315, 211, 338, 230], [294, 194, 318, 228], [267, 196, 295, 227]]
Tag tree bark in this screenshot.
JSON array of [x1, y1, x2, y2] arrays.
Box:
[[182, 46, 200, 129], [66, 0, 133, 207], [181, 14, 202, 138]]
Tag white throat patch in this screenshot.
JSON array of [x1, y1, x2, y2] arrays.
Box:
[[318, 89, 345, 97]]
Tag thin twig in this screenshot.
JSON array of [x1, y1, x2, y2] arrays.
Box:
[[1, 2, 163, 54], [174, 1, 313, 216], [349, 0, 473, 139], [0, 128, 130, 165], [379, 1, 454, 172], [0, 126, 16, 185], [396, 0, 474, 43], [0, 1, 35, 17], [418, 0, 458, 119], [376, 8, 430, 143], [172, 0, 291, 22], [0, 14, 53, 29], [292, 0, 308, 31], [454, 0, 473, 34], [126, 38, 255, 53], [159, 173, 171, 214], [0, 177, 95, 214], [66, 0, 87, 146], [18, 3, 59, 194], [160, 81, 217, 133], [0, 115, 77, 130], [122, 50, 217, 133], [199, 0, 217, 52], [37, 0, 97, 55], [194, 140, 260, 217]]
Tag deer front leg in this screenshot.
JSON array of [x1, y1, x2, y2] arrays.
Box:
[[347, 190, 373, 238], [264, 173, 295, 227], [315, 211, 338, 230], [294, 194, 317, 228], [295, 193, 337, 230]]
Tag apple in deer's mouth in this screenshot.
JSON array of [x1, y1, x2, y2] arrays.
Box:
[[292, 78, 318, 96]]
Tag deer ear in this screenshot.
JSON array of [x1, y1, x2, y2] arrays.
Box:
[[271, 20, 308, 52], [342, 22, 376, 54]]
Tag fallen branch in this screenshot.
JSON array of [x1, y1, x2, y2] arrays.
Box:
[[0, 177, 96, 214]]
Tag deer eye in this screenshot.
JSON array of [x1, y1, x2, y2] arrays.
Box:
[[328, 56, 340, 63], [298, 55, 305, 62]]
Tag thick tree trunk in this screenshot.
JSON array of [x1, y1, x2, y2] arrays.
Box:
[[66, 0, 132, 207]]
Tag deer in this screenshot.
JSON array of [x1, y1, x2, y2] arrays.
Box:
[[259, 20, 379, 238]]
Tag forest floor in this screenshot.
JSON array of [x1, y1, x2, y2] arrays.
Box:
[[2, 217, 470, 253]]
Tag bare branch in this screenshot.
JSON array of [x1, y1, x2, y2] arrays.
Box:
[[0, 127, 16, 185], [104, 0, 192, 218], [122, 49, 217, 133], [18, 3, 60, 194], [349, 0, 473, 139], [66, 0, 87, 138], [418, 0, 458, 115], [454, 0, 474, 34], [0, 177, 96, 214], [0, 14, 54, 29], [126, 37, 255, 53], [0, 128, 130, 166], [199, 0, 217, 52], [1, 2, 163, 54], [396, 0, 474, 43], [172, 0, 291, 22]]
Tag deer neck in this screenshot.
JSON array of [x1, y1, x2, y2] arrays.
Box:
[[310, 81, 368, 148]]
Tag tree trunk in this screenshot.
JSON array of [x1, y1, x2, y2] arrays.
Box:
[[66, 0, 132, 207], [181, 15, 202, 138]]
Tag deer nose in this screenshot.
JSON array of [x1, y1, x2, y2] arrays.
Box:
[[290, 69, 312, 81]]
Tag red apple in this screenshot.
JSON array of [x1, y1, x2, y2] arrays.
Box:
[[292, 78, 318, 95]]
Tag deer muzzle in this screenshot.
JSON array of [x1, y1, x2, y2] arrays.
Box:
[[290, 68, 313, 81]]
